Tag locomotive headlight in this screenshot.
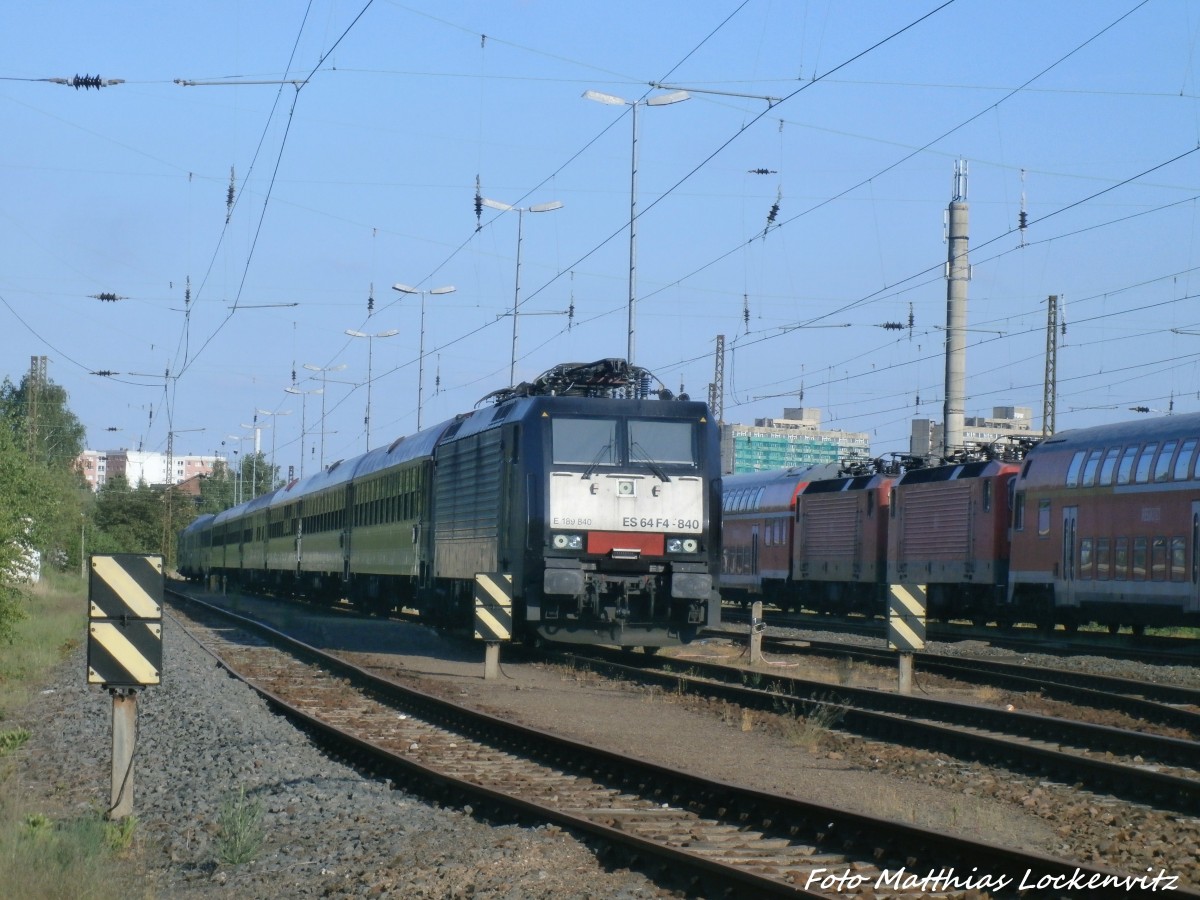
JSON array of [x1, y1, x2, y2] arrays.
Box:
[[667, 537, 700, 554], [618, 480, 635, 496], [552, 533, 583, 550], [682, 538, 698, 553]]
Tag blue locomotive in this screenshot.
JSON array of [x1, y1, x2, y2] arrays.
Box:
[[178, 360, 722, 648]]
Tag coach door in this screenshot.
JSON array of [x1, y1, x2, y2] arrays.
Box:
[[1061, 506, 1079, 607], [751, 525, 760, 577]]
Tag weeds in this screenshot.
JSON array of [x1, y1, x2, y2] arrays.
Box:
[[775, 693, 848, 750], [0, 728, 30, 756], [104, 816, 137, 853], [216, 786, 265, 866]]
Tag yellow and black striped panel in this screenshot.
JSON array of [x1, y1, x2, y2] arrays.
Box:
[[87, 620, 162, 686], [473, 573, 513, 642], [887, 583, 927, 652], [88, 554, 163, 621]]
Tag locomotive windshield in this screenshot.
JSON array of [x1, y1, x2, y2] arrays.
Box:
[[628, 419, 695, 465], [552, 418, 618, 465], [551, 416, 698, 467]]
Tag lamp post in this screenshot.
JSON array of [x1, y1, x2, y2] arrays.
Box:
[[481, 198, 563, 385], [224, 434, 250, 504], [583, 88, 689, 371], [254, 408, 291, 489], [301, 363, 347, 469], [390, 283, 456, 430], [284, 385, 324, 478], [344, 328, 399, 449], [240, 416, 269, 498]]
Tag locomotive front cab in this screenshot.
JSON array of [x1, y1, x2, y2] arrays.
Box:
[[537, 402, 720, 646]]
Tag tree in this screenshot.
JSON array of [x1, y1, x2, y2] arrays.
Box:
[[0, 373, 86, 470], [0, 425, 41, 640]]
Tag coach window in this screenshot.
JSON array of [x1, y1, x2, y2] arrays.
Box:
[[1114, 537, 1129, 580], [1134, 443, 1158, 484], [1096, 538, 1111, 580], [1013, 491, 1025, 530], [1132, 537, 1148, 581], [1078, 538, 1093, 580], [1151, 536, 1168, 581], [1081, 449, 1103, 486], [1170, 537, 1186, 582], [552, 418, 617, 465], [1098, 447, 1120, 485], [982, 479, 992, 512], [1174, 438, 1198, 481], [1116, 446, 1138, 485], [1037, 498, 1051, 536], [1153, 440, 1177, 483], [1065, 450, 1086, 487]]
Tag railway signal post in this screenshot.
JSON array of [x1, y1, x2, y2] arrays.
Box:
[[887, 584, 926, 695], [86, 554, 164, 819], [474, 573, 514, 680]]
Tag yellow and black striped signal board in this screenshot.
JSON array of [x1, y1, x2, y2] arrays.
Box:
[[473, 573, 513, 642], [87, 554, 164, 687], [887, 583, 927, 652]]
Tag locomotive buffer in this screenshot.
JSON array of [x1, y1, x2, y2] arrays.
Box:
[[86, 553, 164, 819], [887, 583, 926, 694]]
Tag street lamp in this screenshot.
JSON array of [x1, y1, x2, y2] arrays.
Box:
[[344, 328, 399, 449], [390, 283, 456, 430], [255, 408, 291, 487], [481, 197, 564, 385], [301, 364, 347, 469], [284, 385, 324, 478], [224, 434, 251, 504], [583, 88, 690, 372]]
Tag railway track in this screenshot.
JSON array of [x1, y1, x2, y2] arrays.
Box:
[[554, 644, 1200, 817], [720, 606, 1200, 668], [165, 588, 1171, 898], [714, 616, 1200, 735]]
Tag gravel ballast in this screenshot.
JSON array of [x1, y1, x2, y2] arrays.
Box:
[[9, 617, 662, 898]]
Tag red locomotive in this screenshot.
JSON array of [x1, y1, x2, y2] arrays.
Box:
[[721, 410, 1200, 633]]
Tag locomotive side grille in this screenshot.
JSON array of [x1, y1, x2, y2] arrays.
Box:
[[434, 430, 503, 541], [802, 495, 858, 557], [899, 484, 970, 556]]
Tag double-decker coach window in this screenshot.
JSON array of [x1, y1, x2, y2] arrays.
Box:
[[628, 420, 696, 465], [552, 418, 617, 465], [1099, 447, 1120, 485], [1116, 446, 1138, 485], [1066, 451, 1086, 487], [1154, 440, 1177, 482], [1134, 443, 1158, 483], [1175, 438, 1198, 480]]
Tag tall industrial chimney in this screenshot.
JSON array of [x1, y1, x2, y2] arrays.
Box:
[[942, 160, 970, 459]]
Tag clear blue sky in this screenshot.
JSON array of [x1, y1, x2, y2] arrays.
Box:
[[3, 0, 1199, 475]]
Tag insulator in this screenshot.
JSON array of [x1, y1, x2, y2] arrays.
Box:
[[367, 293, 375, 313], [766, 201, 779, 225], [71, 74, 103, 90], [1019, 210, 1028, 230], [880, 322, 903, 330], [747, 168, 776, 175]]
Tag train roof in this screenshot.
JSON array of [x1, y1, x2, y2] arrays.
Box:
[[1031, 411, 1200, 453], [724, 463, 841, 513], [896, 458, 1019, 485], [180, 512, 215, 535], [355, 419, 456, 479]]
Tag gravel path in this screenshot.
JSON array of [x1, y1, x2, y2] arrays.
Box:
[[9, 616, 663, 899]]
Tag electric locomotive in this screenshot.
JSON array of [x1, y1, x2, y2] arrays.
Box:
[[179, 359, 722, 648]]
